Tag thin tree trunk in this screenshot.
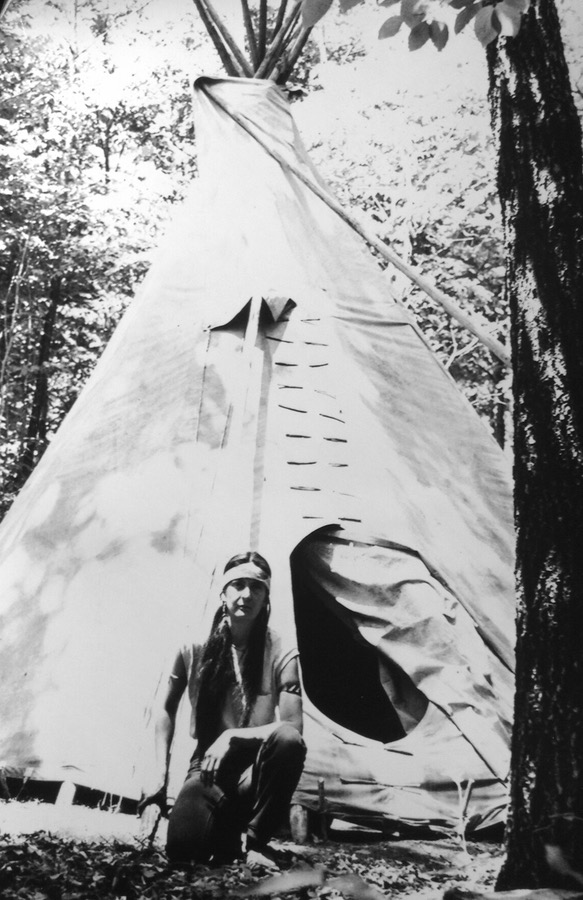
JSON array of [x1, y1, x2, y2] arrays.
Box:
[[488, 0, 583, 888], [17, 275, 62, 481], [0, 0, 14, 20], [0, 239, 27, 360]]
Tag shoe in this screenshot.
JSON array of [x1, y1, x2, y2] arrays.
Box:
[[211, 837, 244, 867], [245, 840, 282, 872]]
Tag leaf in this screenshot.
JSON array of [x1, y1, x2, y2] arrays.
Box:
[[450, 0, 474, 7], [429, 20, 449, 49], [408, 19, 431, 49], [494, 0, 523, 35], [401, 0, 428, 27], [474, 5, 499, 46], [454, 2, 480, 33], [379, 0, 401, 6], [301, 0, 334, 28], [379, 14, 403, 37]]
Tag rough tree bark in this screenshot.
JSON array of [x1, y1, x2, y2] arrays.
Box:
[[488, 0, 583, 888]]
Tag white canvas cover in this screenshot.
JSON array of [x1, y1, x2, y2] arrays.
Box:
[[0, 77, 514, 830]]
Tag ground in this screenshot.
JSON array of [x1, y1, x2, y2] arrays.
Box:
[[0, 802, 504, 900]]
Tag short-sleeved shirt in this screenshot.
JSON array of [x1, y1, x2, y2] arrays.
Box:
[[171, 627, 298, 739]]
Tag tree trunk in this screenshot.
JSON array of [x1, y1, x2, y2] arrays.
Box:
[[0, 0, 14, 20], [488, 0, 583, 889], [0, 239, 26, 375], [17, 274, 62, 481]]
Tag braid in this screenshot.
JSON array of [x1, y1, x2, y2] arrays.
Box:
[[240, 603, 269, 718], [195, 608, 234, 756], [195, 552, 271, 755]]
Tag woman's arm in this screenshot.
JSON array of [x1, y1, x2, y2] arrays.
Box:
[[200, 657, 303, 785], [138, 659, 186, 813], [276, 656, 303, 733]]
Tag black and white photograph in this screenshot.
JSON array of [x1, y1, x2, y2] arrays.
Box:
[[0, 0, 582, 897]]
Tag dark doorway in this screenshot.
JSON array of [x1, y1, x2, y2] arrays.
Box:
[[291, 538, 406, 744]]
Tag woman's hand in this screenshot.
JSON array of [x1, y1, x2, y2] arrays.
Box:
[[200, 730, 236, 786], [137, 782, 169, 817]]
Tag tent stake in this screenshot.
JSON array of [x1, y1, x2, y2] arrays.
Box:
[[200, 86, 511, 369], [317, 778, 329, 841], [56, 781, 76, 807]]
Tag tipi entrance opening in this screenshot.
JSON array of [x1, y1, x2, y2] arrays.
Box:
[[291, 529, 426, 745]]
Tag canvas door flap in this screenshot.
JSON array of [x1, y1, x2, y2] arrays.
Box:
[[298, 703, 508, 827], [302, 535, 511, 779]]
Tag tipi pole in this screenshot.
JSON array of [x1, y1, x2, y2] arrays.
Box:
[[337, 213, 510, 369], [202, 85, 511, 370], [240, 0, 259, 68], [254, 1, 302, 80], [258, 0, 268, 62], [277, 26, 313, 83], [272, 0, 289, 42], [190, 0, 241, 76], [195, 0, 254, 77]]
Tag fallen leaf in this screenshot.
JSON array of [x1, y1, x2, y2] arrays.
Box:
[[329, 873, 387, 899]]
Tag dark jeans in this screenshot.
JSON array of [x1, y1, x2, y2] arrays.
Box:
[[166, 723, 306, 864]]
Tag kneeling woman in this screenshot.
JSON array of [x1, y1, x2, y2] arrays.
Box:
[[140, 552, 306, 867]]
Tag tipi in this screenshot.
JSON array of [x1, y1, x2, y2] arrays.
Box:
[[0, 72, 514, 832]]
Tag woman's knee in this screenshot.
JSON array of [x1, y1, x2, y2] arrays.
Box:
[[268, 723, 306, 761], [166, 778, 220, 863]]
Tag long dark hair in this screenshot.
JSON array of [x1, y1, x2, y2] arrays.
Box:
[[195, 552, 271, 755]]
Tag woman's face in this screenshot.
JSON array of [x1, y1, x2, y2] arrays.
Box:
[[222, 577, 268, 625]]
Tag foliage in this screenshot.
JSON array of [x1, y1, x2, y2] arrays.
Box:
[[0, 827, 504, 900], [0, 0, 201, 518], [0, 0, 513, 522], [302, 0, 532, 47], [297, 39, 509, 441]]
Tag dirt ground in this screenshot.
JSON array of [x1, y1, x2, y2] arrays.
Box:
[[0, 801, 504, 900]]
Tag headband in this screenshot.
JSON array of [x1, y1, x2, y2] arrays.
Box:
[[220, 563, 271, 593]]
